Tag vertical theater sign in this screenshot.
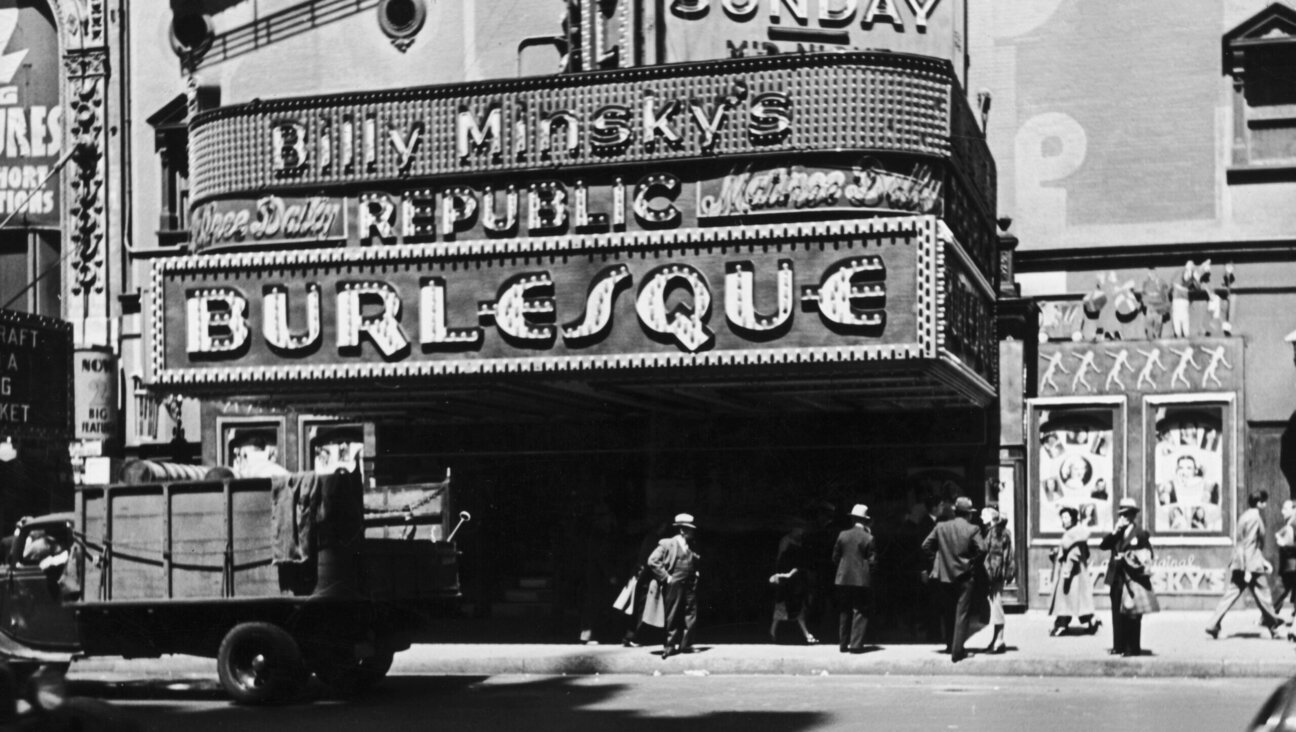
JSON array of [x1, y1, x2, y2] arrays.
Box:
[[149, 52, 998, 409]]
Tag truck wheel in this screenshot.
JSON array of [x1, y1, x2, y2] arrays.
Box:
[[311, 648, 395, 696], [217, 622, 307, 705]]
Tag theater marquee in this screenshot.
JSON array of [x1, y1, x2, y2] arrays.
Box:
[[147, 216, 993, 404]]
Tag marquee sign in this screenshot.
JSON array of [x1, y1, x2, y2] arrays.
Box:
[[0, 308, 71, 438], [656, 0, 967, 84], [188, 52, 990, 211], [186, 157, 962, 253], [147, 216, 993, 405]]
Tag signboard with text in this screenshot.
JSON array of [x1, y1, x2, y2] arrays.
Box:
[[0, 309, 71, 438], [149, 216, 992, 406], [0, 2, 61, 228], [654, 0, 967, 83]]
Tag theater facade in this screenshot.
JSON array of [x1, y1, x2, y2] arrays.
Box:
[[122, 1, 1008, 629]]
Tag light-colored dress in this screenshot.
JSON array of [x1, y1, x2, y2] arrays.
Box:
[[1048, 524, 1095, 619]]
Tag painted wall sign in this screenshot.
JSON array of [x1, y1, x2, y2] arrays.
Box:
[[1037, 338, 1241, 397], [190, 196, 347, 252], [73, 349, 116, 441], [1037, 558, 1227, 597], [148, 216, 992, 405], [656, 0, 967, 83], [188, 53, 987, 212], [0, 308, 70, 438], [0, 2, 61, 227]]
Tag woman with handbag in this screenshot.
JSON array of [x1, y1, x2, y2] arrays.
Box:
[[769, 523, 817, 644], [1099, 497, 1159, 657], [1047, 506, 1100, 636]]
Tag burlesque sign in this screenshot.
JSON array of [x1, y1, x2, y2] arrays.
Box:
[[0, 309, 71, 438], [148, 216, 992, 403]]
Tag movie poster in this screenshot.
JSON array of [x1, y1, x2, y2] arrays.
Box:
[[1038, 409, 1115, 534], [1153, 406, 1224, 533]]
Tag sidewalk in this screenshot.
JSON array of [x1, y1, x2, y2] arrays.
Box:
[[66, 611, 1296, 681]]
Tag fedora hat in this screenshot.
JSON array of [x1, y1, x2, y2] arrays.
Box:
[[1117, 497, 1140, 515], [953, 496, 974, 515], [673, 513, 696, 529], [849, 504, 870, 521]]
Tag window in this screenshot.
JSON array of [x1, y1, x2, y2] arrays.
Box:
[[1224, 4, 1296, 179], [146, 88, 217, 248]]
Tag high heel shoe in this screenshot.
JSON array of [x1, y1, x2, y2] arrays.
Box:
[[1087, 619, 1103, 635], [804, 634, 818, 645], [1048, 626, 1064, 637]]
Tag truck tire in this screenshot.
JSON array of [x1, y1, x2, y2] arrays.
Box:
[[310, 648, 395, 696], [217, 622, 307, 705]]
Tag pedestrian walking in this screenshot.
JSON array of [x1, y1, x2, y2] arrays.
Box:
[[832, 504, 877, 653], [1206, 490, 1284, 640], [922, 496, 985, 662], [1100, 497, 1158, 657], [1272, 500, 1296, 621], [980, 505, 1016, 653], [648, 513, 701, 658], [770, 522, 817, 644], [1047, 506, 1100, 636]]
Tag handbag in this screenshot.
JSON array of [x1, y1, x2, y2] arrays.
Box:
[[1120, 577, 1160, 616], [612, 575, 637, 614]]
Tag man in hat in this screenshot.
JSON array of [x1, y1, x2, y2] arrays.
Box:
[[648, 513, 701, 658], [1100, 497, 1156, 656], [1206, 490, 1283, 640], [922, 496, 985, 662], [832, 504, 877, 653]]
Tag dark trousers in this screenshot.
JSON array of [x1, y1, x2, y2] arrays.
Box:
[[938, 576, 975, 656], [1273, 572, 1296, 617], [662, 578, 698, 651], [1109, 579, 1142, 655], [835, 585, 871, 650]]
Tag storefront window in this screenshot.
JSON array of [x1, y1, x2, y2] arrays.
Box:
[[1146, 395, 1235, 537]]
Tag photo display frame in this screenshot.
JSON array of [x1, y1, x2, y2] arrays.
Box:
[[1145, 394, 1236, 538], [1030, 397, 1126, 539]]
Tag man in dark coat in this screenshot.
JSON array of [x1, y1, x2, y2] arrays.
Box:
[[1100, 497, 1155, 656], [832, 504, 877, 652], [922, 496, 985, 662]]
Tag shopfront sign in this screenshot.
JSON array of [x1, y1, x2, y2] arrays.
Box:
[[0, 3, 62, 226], [149, 216, 991, 403], [0, 309, 70, 438], [656, 0, 967, 83], [73, 348, 116, 441]]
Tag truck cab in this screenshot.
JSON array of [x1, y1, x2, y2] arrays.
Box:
[[0, 515, 79, 653]]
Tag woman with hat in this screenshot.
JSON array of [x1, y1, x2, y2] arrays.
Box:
[[1099, 497, 1159, 657], [979, 505, 1017, 653], [1047, 506, 1099, 637]]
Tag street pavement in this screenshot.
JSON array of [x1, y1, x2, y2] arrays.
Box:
[[65, 611, 1296, 682]]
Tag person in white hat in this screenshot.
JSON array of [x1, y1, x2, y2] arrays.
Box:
[[832, 504, 877, 653], [647, 513, 701, 658]]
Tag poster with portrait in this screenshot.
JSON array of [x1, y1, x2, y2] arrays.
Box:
[[305, 422, 365, 477], [1152, 406, 1224, 533], [1037, 409, 1115, 534]]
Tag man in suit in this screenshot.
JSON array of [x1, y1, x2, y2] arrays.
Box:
[[648, 513, 701, 658], [1206, 490, 1283, 639], [832, 504, 877, 653], [1101, 497, 1157, 656], [922, 496, 985, 662]]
